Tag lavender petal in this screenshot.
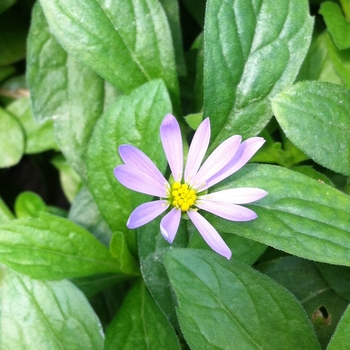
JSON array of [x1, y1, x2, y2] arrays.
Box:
[[192, 135, 242, 191], [202, 137, 265, 190], [160, 114, 183, 182], [199, 188, 268, 204], [196, 200, 258, 221], [188, 210, 231, 259], [114, 165, 167, 197], [160, 207, 181, 243], [127, 200, 169, 229], [184, 118, 211, 184], [119, 144, 167, 185]]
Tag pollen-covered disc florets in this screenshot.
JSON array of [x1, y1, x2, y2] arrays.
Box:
[[170, 182, 197, 211]]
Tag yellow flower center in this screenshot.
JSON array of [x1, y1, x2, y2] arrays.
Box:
[[170, 182, 197, 212]]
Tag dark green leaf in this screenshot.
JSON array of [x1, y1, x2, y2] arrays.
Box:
[[39, 0, 180, 111], [0, 212, 138, 279], [105, 279, 180, 350], [0, 0, 17, 14], [0, 198, 14, 222], [165, 249, 320, 349], [208, 164, 350, 266], [204, 0, 313, 147], [0, 268, 104, 349], [272, 81, 350, 176], [319, 2, 350, 50]]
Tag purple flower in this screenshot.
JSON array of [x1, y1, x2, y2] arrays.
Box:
[[114, 114, 267, 259]]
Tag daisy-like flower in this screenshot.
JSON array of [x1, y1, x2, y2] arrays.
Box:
[[114, 114, 267, 259]]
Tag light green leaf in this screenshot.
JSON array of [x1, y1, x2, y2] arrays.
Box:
[[0, 268, 104, 350], [14, 191, 47, 218], [0, 106, 24, 167], [208, 164, 350, 267], [85, 80, 171, 242], [272, 81, 350, 176], [105, 279, 180, 350], [327, 306, 350, 350], [256, 256, 349, 348], [165, 249, 320, 349], [39, 0, 180, 111], [0, 212, 138, 280], [6, 98, 58, 154], [204, 0, 313, 148], [68, 186, 112, 246], [319, 2, 350, 50], [51, 154, 82, 203]]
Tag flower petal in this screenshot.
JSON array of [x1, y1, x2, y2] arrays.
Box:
[[184, 118, 211, 184], [119, 144, 167, 185], [127, 200, 169, 229], [192, 135, 242, 191], [198, 188, 268, 204], [114, 165, 167, 197], [196, 200, 257, 221], [188, 210, 231, 259], [160, 114, 183, 182], [202, 137, 265, 190], [160, 207, 181, 243]]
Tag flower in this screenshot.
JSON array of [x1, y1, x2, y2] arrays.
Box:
[[114, 114, 267, 259]]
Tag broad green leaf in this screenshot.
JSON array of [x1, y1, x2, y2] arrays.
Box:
[[0, 268, 104, 350], [14, 191, 47, 218], [291, 166, 334, 187], [0, 197, 14, 222], [204, 0, 313, 147], [138, 217, 188, 326], [297, 31, 350, 89], [51, 154, 82, 203], [0, 106, 24, 167], [0, 212, 138, 279], [39, 0, 180, 112], [165, 249, 320, 349], [327, 306, 350, 350], [105, 279, 180, 350], [339, 0, 350, 21], [85, 80, 171, 243], [68, 186, 112, 246], [319, 2, 350, 50], [208, 164, 350, 267], [27, 3, 111, 183], [272, 81, 350, 176], [256, 256, 348, 348], [316, 263, 350, 302], [6, 98, 58, 154]]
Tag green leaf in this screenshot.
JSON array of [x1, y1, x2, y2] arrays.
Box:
[[291, 165, 334, 187], [0, 268, 104, 350], [208, 164, 350, 267], [6, 98, 58, 154], [272, 81, 350, 176], [138, 217, 188, 326], [165, 249, 320, 349], [105, 279, 180, 350], [39, 0, 180, 112], [14, 191, 47, 218], [85, 80, 171, 241], [327, 306, 350, 350], [256, 256, 349, 348], [0, 106, 24, 167], [51, 154, 82, 203], [319, 2, 350, 50], [68, 186, 112, 246], [204, 0, 314, 147], [0, 197, 14, 222], [0, 212, 138, 280], [0, 0, 17, 14]]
